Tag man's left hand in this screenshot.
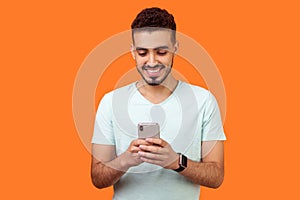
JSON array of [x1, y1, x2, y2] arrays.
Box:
[[137, 138, 179, 170]]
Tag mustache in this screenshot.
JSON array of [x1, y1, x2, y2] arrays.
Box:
[[142, 64, 165, 70]]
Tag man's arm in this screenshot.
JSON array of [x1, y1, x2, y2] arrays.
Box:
[[179, 140, 224, 188], [91, 144, 124, 189], [138, 139, 224, 188], [91, 140, 150, 189]]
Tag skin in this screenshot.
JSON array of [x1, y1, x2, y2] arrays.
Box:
[[91, 30, 224, 189]]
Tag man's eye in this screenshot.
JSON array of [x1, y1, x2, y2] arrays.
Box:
[[137, 51, 147, 56], [157, 51, 167, 55]]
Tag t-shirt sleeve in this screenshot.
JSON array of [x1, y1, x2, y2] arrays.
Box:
[[201, 92, 226, 141], [91, 93, 115, 145]]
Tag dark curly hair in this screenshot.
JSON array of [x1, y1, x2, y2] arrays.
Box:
[[131, 7, 176, 43]]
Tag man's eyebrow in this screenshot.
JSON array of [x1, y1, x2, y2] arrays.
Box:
[[135, 47, 148, 51], [135, 46, 170, 51], [154, 46, 169, 50]]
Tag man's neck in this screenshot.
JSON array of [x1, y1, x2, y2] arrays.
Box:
[[137, 76, 178, 104]]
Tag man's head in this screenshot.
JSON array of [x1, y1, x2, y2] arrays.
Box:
[[131, 7, 178, 86]]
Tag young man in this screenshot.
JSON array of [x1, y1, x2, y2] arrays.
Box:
[[91, 7, 226, 199]]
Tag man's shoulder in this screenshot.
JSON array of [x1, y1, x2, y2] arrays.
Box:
[[102, 82, 137, 100], [179, 81, 210, 98]]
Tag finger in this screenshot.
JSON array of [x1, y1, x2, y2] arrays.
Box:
[[139, 156, 162, 165], [145, 138, 168, 147], [132, 139, 151, 147], [138, 151, 164, 161], [139, 145, 162, 154], [129, 146, 141, 153]]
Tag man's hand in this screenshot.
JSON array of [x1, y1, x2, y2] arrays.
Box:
[[119, 139, 151, 170], [91, 139, 151, 189], [137, 138, 179, 170]]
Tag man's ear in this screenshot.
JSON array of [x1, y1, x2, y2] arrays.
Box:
[[130, 44, 135, 60], [174, 40, 179, 54]]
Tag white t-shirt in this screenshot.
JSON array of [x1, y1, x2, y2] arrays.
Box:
[[92, 81, 226, 200]]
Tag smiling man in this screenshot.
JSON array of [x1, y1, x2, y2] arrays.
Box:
[[132, 28, 178, 104], [133, 29, 176, 86], [91, 7, 226, 200]]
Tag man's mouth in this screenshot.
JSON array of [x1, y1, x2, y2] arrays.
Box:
[[145, 67, 163, 77], [142, 65, 165, 77], [147, 68, 160, 73]]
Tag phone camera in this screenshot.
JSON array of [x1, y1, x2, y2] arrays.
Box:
[[139, 126, 143, 131]]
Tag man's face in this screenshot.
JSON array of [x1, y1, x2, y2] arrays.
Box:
[[131, 30, 177, 86]]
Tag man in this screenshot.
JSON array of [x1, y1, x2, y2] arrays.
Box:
[[91, 7, 226, 199]]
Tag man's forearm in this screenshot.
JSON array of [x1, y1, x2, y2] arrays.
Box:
[[179, 159, 224, 188], [91, 155, 128, 189], [91, 140, 149, 188]]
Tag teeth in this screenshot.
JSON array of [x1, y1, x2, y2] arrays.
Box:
[[148, 69, 159, 73]]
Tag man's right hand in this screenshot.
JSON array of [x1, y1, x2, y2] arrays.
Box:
[[118, 139, 151, 171]]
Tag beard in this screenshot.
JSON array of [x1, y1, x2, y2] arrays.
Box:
[[137, 59, 173, 86]]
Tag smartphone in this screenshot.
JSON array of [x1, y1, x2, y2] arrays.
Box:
[[138, 122, 160, 139]]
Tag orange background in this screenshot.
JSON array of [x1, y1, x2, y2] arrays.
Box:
[[1, 0, 300, 199]]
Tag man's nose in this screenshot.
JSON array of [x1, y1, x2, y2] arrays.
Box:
[[147, 52, 157, 67]]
